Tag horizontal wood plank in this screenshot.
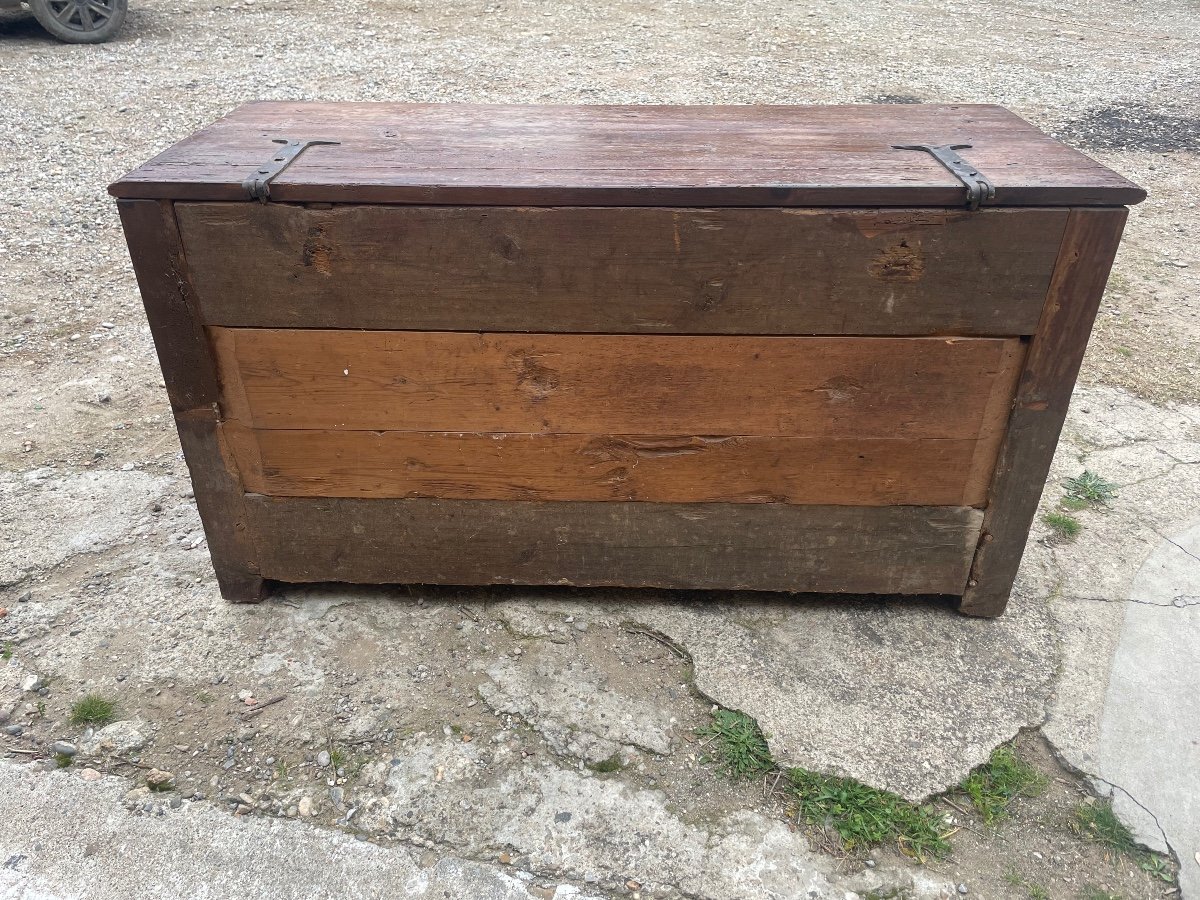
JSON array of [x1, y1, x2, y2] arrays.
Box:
[[224, 425, 995, 506], [110, 103, 1147, 207], [244, 496, 984, 595], [179, 205, 1066, 335], [211, 329, 1025, 439]]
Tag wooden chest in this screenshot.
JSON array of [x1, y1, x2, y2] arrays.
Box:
[[111, 103, 1144, 616]]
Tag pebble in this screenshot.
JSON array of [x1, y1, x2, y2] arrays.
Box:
[[80, 768, 102, 782], [957, 884, 969, 895], [298, 796, 313, 817], [317, 750, 331, 767], [330, 787, 344, 810], [147, 769, 175, 790], [51, 741, 78, 757], [20, 674, 44, 693], [574, 621, 589, 632], [4, 725, 23, 736]]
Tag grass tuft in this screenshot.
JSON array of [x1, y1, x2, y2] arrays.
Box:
[[696, 709, 774, 779], [1064, 471, 1119, 505], [588, 754, 623, 774], [698, 709, 950, 861], [69, 693, 117, 726], [958, 744, 1047, 825], [1071, 800, 1139, 855], [1043, 511, 1083, 541], [54, 753, 73, 769], [788, 768, 951, 861], [1, 643, 12, 662]]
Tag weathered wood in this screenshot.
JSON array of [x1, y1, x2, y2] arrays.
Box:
[[116, 200, 221, 411], [109, 103, 1147, 207], [960, 208, 1129, 616], [211, 329, 1026, 438], [116, 200, 264, 603], [178, 205, 1065, 335], [223, 425, 997, 506], [244, 496, 985, 595]]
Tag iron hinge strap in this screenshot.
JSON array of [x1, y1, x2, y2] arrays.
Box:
[[892, 143, 996, 210], [242, 138, 341, 202]]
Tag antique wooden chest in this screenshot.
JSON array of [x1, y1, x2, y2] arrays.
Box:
[[110, 103, 1144, 616]]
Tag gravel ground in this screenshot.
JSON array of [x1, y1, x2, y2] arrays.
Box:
[[1, 0, 1198, 898]]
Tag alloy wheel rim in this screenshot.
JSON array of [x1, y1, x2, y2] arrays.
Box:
[[45, 0, 116, 32]]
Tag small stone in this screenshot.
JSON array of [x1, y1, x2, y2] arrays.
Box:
[[235, 803, 252, 815], [865, 859, 876, 868], [51, 741, 78, 757], [329, 787, 344, 810], [317, 750, 331, 767], [499, 852, 512, 865], [20, 674, 43, 693], [298, 796, 313, 817], [574, 621, 589, 632], [169, 797, 182, 809], [147, 769, 175, 790], [957, 885, 969, 895], [79, 768, 102, 782], [18, 592, 31, 603], [5, 725, 24, 737]]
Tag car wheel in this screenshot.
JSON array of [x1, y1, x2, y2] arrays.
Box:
[[29, 0, 127, 43]]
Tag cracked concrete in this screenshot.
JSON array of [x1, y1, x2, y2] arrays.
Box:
[[3, 0, 1200, 895]]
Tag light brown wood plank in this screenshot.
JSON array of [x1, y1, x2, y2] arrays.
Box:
[[244, 496, 985, 595], [211, 329, 1026, 439], [225, 425, 992, 506], [178, 204, 1067, 335]]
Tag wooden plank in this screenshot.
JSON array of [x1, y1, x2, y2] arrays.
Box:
[[211, 329, 1026, 439], [244, 496, 985, 595], [177, 205, 1066, 335], [109, 103, 1147, 207], [224, 425, 994, 506], [960, 207, 1129, 617], [116, 199, 265, 603], [117, 200, 221, 411]]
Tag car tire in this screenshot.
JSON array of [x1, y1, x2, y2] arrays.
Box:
[[29, 0, 127, 43]]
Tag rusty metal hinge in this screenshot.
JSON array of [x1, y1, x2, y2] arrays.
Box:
[[242, 138, 341, 202], [892, 143, 996, 210]]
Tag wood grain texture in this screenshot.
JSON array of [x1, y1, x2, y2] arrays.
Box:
[[960, 207, 1129, 616], [224, 425, 996, 506], [211, 329, 1026, 438], [177, 204, 1066, 335], [109, 103, 1147, 207], [117, 200, 221, 411], [244, 496, 985, 595]]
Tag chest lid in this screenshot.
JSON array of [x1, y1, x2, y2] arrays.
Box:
[[109, 102, 1145, 208]]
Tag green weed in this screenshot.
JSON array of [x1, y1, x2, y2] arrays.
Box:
[[958, 744, 1047, 825], [588, 754, 622, 774], [789, 768, 951, 861], [1065, 471, 1118, 505], [1028, 885, 1049, 900], [1072, 800, 1139, 855], [1, 643, 12, 662], [54, 752, 73, 769], [1043, 512, 1083, 541], [696, 709, 774, 779], [69, 694, 117, 726]]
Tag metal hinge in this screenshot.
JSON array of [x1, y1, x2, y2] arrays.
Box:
[[242, 138, 341, 202], [891, 143, 996, 210]]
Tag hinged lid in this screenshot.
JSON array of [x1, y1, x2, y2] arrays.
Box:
[[109, 102, 1145, 208]]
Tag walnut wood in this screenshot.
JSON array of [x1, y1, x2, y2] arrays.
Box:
[[210, 328, 1026, 439], [110, 103, 1146, 208], [177, 205, 1065, 335], [244, 496, 985, 596], [223, 425, 997, 507], [960, 208, 1129, 616]]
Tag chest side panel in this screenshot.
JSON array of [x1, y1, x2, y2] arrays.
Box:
[[177, 204, 1066, 336]]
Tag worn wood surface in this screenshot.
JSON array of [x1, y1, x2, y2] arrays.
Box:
[[117, 199, 264, 603], [110, 103, 1147, 207], [960, 207, 1129, 616], [178, 204, 1065, 335], [244, 496, 984, 595], [117, 200, 221, 411], [211, 329, 1026, 438], [223, 425, 997, 506]]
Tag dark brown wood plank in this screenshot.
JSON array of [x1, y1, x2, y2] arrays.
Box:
[[960, 207, 1129, 617], [116, 200, 264, 603], [117, 200, 221, 411], [225, 425, 994, 506], [110, 103, 1146, 207], [178, 205, 1066, 335], [211, 329, 1026, 439], [244, 496, 985, 595]]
